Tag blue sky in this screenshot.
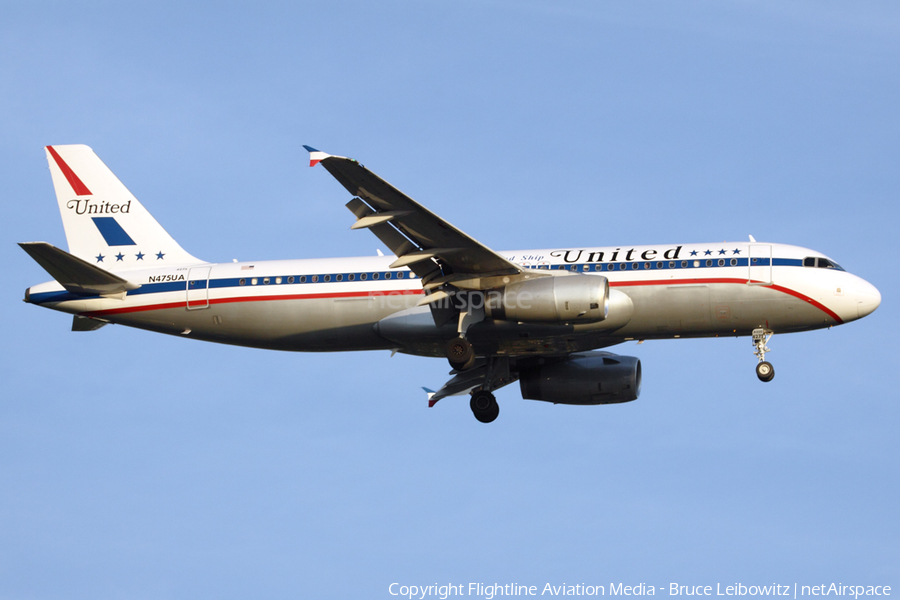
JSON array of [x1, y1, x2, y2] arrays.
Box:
[[2, 1, 898, 598]]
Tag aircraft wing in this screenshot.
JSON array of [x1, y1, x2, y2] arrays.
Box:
[[304, 146, 528, 288], [424, 357, 518, 406]]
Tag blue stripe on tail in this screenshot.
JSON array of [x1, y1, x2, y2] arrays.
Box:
[[92, 217, 136, 246]]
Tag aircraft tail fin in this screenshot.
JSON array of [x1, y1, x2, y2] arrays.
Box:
[[19, 242, 141, 298], [44, 145, 202, 270]]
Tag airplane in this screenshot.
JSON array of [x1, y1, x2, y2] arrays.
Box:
[[20, 145, 881, 423]]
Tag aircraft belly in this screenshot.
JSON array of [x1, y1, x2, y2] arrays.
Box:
[[103, 297, 407, 352]]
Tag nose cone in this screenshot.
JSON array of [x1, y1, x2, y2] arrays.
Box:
[[856, 279, 881, 319]]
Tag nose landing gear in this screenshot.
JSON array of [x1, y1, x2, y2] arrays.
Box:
[[752, 328, 775, 382]]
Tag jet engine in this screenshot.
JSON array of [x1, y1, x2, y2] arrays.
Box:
[[484, 275, 609, 323], [519, 352, 641, 405]]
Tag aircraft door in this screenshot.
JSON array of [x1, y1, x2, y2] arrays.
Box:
[[748, 244, 773, 285], [186, 266, 211, 310]]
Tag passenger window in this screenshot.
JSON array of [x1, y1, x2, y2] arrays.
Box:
[[385, 272, 392, 279], [668, 262, 675, 268], [299, 276, 306, 283], [239, 278, 246, 286], [311, 276, 318, 283], [631, 263, 639, 270], [263, 278, 270, 285], [360, 273, 367, 281], [324, 275, 331, 282], [397, 272, 404, 279], [348, 274, 355, 281], [706, 260, 712, 267], [373, 273, 380, 280], [730, 258, 737, 266], [681, 261, 687, 268], [287, 276, 294, 284], [656, 262, 662, 269], [336, 274, 343, 281], [643, 262, 650, 269], [718, 259, 725, 267], [619, 263, 626, 270]]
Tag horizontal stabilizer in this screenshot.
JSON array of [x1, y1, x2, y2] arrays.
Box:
[[19, 242, 141, 297]]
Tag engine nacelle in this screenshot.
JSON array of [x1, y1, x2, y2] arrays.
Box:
[[519, 352, 641, 405], [484, 275, 609, 323]]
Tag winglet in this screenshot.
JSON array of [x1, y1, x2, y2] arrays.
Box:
[[423, 387, 438, 408], [302, 145, 331, 167]]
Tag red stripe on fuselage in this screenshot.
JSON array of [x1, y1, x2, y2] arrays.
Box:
[[82, 289, 422, 317], [766, 283, 843, 324], [46, 146, 93, 196], [79, 278, 843, 325], [610, 277, 843, 324]]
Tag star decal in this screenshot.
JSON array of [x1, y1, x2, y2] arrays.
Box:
[[135, 252, 145, 260], [704, 249, 712, 256], [690, 250, 698, 256], [156, 251, 165, 260], [733, 249, 741, 255], [115, 252, 125, 261], [718, 249, 727, 255], [96, 253, 105, 263]]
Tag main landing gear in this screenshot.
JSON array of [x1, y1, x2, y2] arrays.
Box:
[[446, 337, 475, 371], [470, 390, 499, 423], [752, 328, 775, 382]]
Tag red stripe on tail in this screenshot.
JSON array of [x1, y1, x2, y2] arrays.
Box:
[[46, 146, 92, 196]]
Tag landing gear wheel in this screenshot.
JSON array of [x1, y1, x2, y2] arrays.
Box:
[[446, 337, 474, 371], [470, 391, 499, 423], [751, 328, 775, 382], [756, 361, 775, 382]]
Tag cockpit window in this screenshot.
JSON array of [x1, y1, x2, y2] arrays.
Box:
[[817, 258, 844, 270], [805, 257, 845, 271]]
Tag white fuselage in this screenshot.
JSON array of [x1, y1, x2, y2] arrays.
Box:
[[24, 241, 881, 358]]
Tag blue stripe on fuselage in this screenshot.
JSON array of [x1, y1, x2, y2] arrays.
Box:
[[25, 257, 812, 306]]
